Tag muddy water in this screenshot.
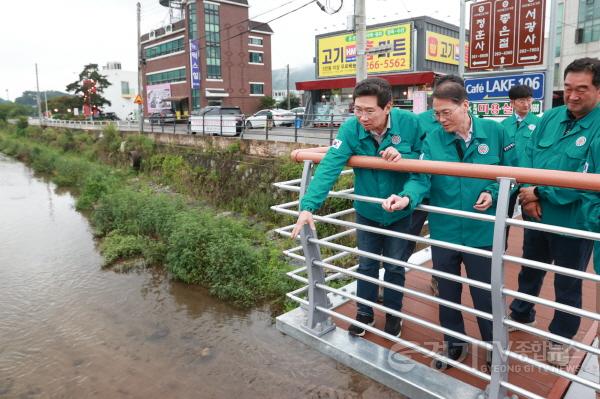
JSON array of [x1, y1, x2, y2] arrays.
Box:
[[0, 155, 401, 399]]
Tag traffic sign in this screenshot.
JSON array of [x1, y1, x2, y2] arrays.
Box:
[[492, 0, 517, 67], [134, 94, 143, 105], [469, 0, 545, 69], [465, 72, 545, 101], [470, 1, 493, 69], [516, 0, 545, 65]]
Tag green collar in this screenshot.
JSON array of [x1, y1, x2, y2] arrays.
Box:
[[558, 104, 600, 130], [359, 110, 393, 140]]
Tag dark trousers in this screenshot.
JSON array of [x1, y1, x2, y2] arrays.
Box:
[[406, 199, 429, 256], [432, 246, 493, 349], [505, 190, 518, 247], [356, 213, 412, 317], [509, 229, 593, 339]]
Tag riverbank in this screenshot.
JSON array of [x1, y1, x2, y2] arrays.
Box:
[[0, 121, 304, 307]]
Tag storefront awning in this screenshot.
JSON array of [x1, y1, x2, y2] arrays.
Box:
[[295, 71, 436, 91]]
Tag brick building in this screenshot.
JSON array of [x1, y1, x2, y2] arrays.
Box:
[[140, 0, 273, 117]]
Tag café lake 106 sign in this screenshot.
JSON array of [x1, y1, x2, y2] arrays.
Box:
[[469, 0, 545, 69]]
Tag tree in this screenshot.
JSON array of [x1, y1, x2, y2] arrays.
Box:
[[47, 95, 84, 119], [66, 64, 111, 115], [0, 102, 35, 121], [259, 95, 277, 110], [276, 94, 301, 110]]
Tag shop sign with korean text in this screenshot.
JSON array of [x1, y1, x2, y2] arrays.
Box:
[[316, 22, 412, 78], [425, 31, 462, 66], [470, 100, 542, 117]]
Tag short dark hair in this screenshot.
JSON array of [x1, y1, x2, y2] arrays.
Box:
[[434, 74, 465, 88], [508, 84, 534, 100], [432, 81, 467, 103], [564, 57, 600, 88], [353, 77, 392, 109]]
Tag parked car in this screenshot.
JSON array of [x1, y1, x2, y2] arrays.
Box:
[[189, 106, 244, 135], [290, 106, 306, 115], [149, 110, 176, 125], [245, 108, 295, 129], [98, 112, 120, 121]]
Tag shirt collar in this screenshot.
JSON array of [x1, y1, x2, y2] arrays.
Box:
[[559, 105, 600, 129]]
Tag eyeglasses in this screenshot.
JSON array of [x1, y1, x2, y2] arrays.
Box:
[[433, 105, 460, 120], [353, 107, 379, 117]]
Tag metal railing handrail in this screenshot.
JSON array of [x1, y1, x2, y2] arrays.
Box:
[[291, 147, 600, 191]]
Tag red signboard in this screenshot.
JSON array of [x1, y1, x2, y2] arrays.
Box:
[[469, 0, 545, 69], [492, 0, 517, 67], [517, 0, 545, 65], [469, 1, 493, 69]]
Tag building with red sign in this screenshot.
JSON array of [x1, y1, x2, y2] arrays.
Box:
[[139, 0, 273, 118]]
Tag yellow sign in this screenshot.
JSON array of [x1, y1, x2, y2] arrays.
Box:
[[133, 94, 143, 105], [316, 23, 412, 79], [425, 31, 460, 66]]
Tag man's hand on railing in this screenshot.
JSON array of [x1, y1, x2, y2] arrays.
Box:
[[379, 147, 402, 162], [382, 194, 410, 212], [522, 200, 543, 221], [473, 192, 493, 212], [518, 186, 539, 206], [291, 210, 316, 239]]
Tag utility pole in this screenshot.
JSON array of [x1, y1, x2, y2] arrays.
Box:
[[458, 0, 467, 77], [286, 64, 290, 110], [35, 63, 42, 121], [137, 2, 144, 133], [355, 0, 367, 83], [44, 91, 48, 118], [544, 0, 558, 111]]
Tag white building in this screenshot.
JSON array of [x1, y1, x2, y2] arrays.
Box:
[[101, 62, 138, 120], [554, 0, 600, 90]]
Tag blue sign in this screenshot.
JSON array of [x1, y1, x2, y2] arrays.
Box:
[[189, 39, 200, 89], [465, 73, 545, 101]]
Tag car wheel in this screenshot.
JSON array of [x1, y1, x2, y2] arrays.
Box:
[[245, 121, 253, 129]]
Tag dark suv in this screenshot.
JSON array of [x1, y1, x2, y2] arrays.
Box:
[[190, 106, 244, 134]]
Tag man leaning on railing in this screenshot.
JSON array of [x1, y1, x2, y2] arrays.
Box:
[[382, 78, 517, 371], [511, 57, 600, 367], [291, 77, 423, 339]]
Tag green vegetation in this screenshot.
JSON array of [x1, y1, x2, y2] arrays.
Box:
[[0, 124, 300, 307]]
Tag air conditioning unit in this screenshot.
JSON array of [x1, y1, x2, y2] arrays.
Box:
[[149, 30, 156, 39], [165, 24, 173, 33], [575, 28, 584, 44]]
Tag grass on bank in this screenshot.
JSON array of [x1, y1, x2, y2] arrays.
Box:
[[0, 122, 298, 307]]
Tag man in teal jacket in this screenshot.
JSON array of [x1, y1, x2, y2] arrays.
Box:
[[511, 57, 600, 367], [500, 84, 542, 240], [383, 79, 516, 370], [291, 78, 423, 338]]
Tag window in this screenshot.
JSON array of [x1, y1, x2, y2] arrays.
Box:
[[578, 0, 600, 43], [189, 3, 198, 40], [146, 68, 186, 85], [249, 51, 263, 64], [250, 83, 264, 95], [204, 3, 221, 79], [249, 36, 263, 46], [192, 88, 200, 110], [121, 81, 130, 95], [145, 38, 185, 59], [556, 2, 564, 56]]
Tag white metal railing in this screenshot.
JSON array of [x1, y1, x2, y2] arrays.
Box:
[[272, 158, 600, 399]]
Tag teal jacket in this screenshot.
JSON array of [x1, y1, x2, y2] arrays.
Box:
[[300, 108, 423, 225], [500, 112, 541, 167], [523, 105, 600, 230], [400, 116, 515, 248], [580, 135, 600, 273]]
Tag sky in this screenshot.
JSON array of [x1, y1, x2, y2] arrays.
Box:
[[0, 0, 462, 101]]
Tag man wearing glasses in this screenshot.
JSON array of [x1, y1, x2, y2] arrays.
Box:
[[382, 78, 515, 370], [291, 77, 423, 339], [509, 58, 600, 367]]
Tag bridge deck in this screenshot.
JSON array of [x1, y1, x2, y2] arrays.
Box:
[[330, 226, 597, 398]]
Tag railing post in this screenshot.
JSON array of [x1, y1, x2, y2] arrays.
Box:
[[298, 160, 335, 336], [488, 177, 515, 399], [220, 113, 223, 136], [294, 113, 299, 143], [265, 118, 269, 141], [329, 113, 334, 145]]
